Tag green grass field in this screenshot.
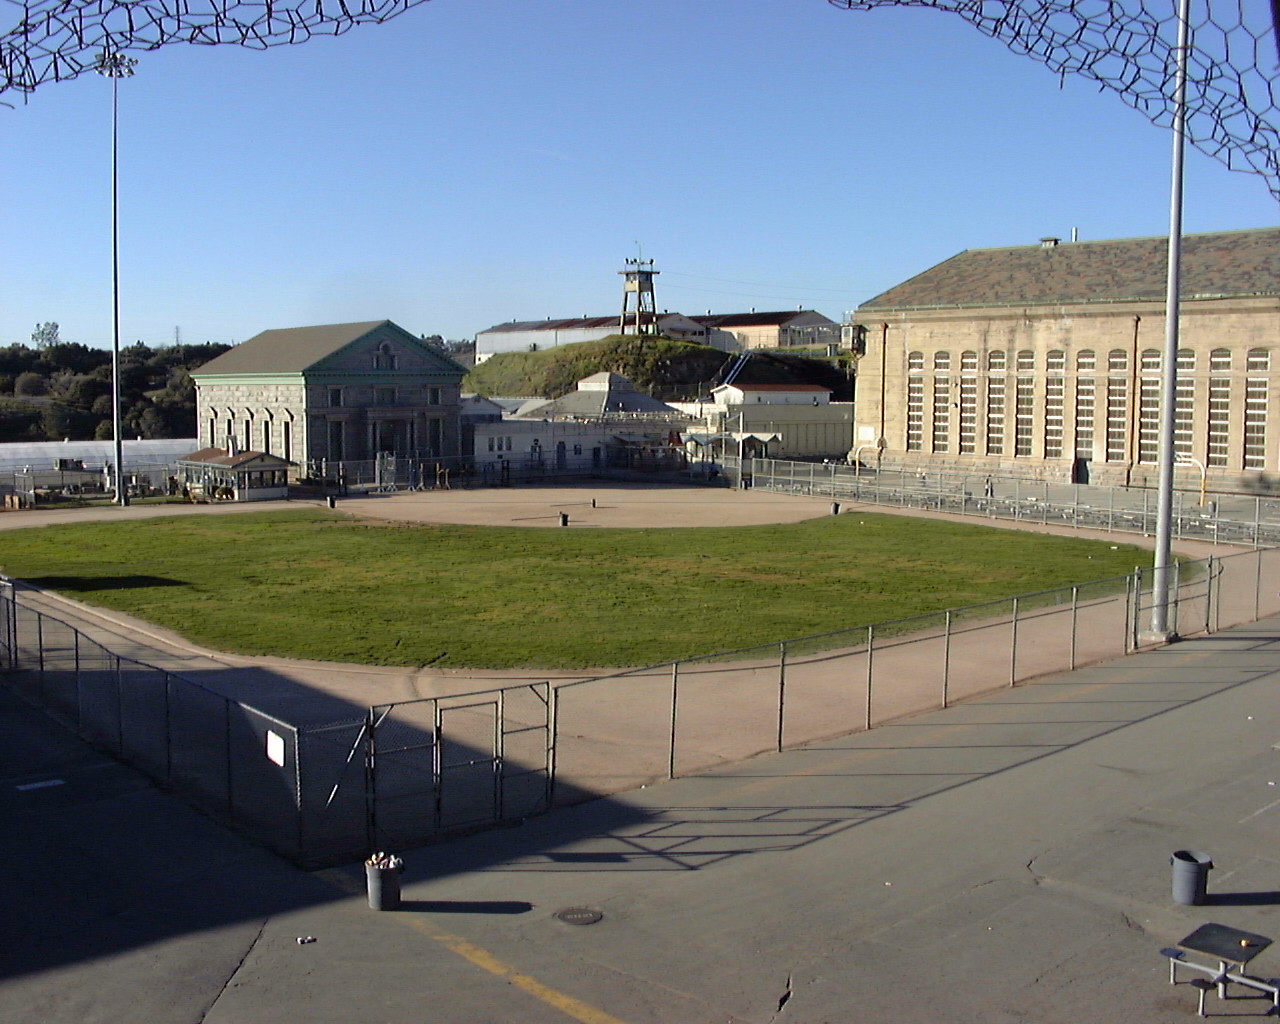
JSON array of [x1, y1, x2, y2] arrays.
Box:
[[0, 509, 1149, 669]]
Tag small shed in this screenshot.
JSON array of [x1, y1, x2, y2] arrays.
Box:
[[177, 447, 294, 501]]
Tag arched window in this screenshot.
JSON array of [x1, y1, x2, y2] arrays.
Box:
[[1077, 350, 1097, 372], [987, 350, 1006, 372], [1046, 349, 1066, 372], [1177, 349, 1195, 372], [960, 350, 978, 371], [373, 342, 397, 370], [1108, 349, 1127, 372], [1247, 348, 1270, 372], [1016, 350, 1035, 371], [907, 351, 925, 370], [1140, 349, 1161, 372], [933, 351, 951, 371], [1209, 348, 1232, 371]]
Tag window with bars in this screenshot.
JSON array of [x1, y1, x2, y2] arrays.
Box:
[[1209, 348, 1232, 372], [960, 350, 978, 371], [1075, 377, 1095, 458], [986, 378, 1005, 455], [1244, 377, 1267, 469], [1015, 376, 1034, 456], [1077, 350, 1097, 372], [1046, 349, 1066, 372], [1108, 349, 1127, 372], [1177, 349, 1195, 372], [959, 377, 978, 453], [1247, 348, 1270, 372], [1207, 378, 1230, 467], [1016, 350, 1035, 371], [1174, 380, 1194, 457], [988, 350, 1007, 373], [1138, 379, 1160, 463], [1044, 377, 1064, 458], [1106, 379, 1128, 462], [932, 376, 951, 452], [934, 351, 951, 371], [907, 377, 924, 451], [1141, 349, 1161, 372], [908, 351, 925, 371]]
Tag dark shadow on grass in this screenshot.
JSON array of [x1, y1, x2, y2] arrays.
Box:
[[27, 574, 186, 592]]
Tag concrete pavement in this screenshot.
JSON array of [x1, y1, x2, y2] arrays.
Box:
[[2, 615, 1278, 1023]]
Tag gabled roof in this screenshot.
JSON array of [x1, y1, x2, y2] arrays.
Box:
[[858, 227, 1280, 312], [192, 320, 466, 376], [179, 447, 294, 468], [715, 383, 831, 393], [516, 373, 679, 419], [691, 311, 833, 328], [479, 314, 688, 334]]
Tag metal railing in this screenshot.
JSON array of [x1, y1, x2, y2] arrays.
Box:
[[739, 457, 1280, 547]]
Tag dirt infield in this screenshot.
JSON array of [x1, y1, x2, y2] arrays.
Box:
[[331, 481, 838, 528]]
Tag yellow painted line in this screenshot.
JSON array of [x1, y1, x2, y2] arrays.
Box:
[[318, 870, 630, 1024]]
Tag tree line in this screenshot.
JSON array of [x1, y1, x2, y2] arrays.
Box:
[[0, 334, 231, 443]]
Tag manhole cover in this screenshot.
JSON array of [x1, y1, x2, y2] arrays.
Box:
[[554, 907, 603, 926]]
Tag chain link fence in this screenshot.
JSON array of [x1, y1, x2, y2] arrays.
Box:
[[3, 536, 1278, 866]]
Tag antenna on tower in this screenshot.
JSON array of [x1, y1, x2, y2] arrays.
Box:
[[618, 255, 659, 337]]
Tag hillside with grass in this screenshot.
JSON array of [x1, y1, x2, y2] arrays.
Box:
[[464, 335, 852, 400]]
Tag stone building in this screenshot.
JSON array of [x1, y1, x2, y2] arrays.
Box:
[[690, 310, 841, 351], [191, 320, 468, 470], [847, 228, 1280, 488]]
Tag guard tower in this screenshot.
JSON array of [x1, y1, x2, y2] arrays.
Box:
[[618, 258, 660, 335]]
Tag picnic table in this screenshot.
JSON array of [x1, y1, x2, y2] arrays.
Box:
[[1163, 923, 1280, 1016]]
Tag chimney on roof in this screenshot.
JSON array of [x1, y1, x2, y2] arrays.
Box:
[[1040, 236, 1061, 248]]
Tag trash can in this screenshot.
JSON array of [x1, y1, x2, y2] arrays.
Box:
[[365, 852, 404, 911], [1171, 849, 1213, 905], [326, 495, 336, 509], [831, 501, 841, 516]]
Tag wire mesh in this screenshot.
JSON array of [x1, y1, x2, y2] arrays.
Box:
[[829, 0, 1280, 197]]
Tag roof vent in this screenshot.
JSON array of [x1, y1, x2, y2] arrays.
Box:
[[1040, 236, 1061, 248]]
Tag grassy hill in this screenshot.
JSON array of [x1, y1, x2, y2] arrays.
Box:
[[464, 335, 853, 400]]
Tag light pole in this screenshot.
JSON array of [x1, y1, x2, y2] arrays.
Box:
[[1149, 0, 1191, 639], [94, 48, 137, 507]]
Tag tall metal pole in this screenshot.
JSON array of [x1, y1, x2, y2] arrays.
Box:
[[1149, 0, 1191, 638], [95, 50, 137, 507]]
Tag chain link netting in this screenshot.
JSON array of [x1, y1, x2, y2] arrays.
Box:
[[829, 0, 1279, 197], [3, 0, 1277, 194]]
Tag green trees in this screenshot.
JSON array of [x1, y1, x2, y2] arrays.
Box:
[[0, 341, 231, 441]]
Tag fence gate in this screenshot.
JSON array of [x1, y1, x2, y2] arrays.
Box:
[[368, 683, 551, 854]]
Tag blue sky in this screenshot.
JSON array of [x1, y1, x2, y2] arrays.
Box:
[[2, 0, 1276, 350]]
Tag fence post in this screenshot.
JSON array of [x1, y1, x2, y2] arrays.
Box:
[[1254, 548, 1263, 622], [363, 706, 378, 857], [776, 642, 787, 752], [942, 610, 952, 707], [163, 673, 174, 785], [1069, 586, 1079, 671], [549, 687, 560, 806], [1009, 597, 1019, 686], [865, 624, 875, 731], [668, 662, 679, 779]]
